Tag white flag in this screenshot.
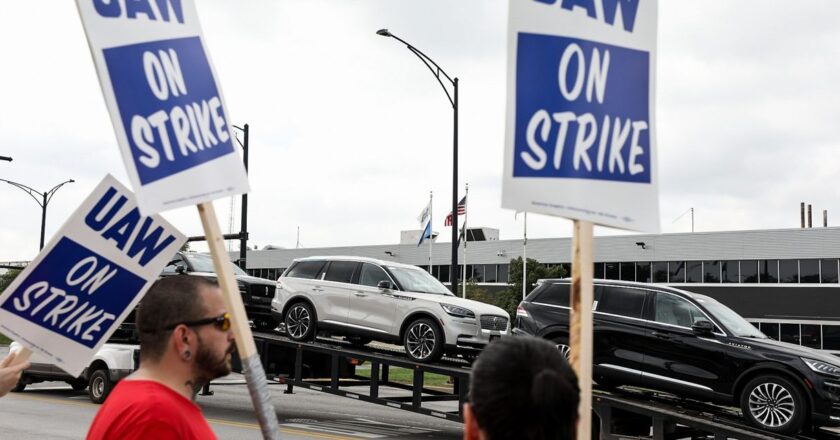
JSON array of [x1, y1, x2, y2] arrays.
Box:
[[417, 200, 432, 225]]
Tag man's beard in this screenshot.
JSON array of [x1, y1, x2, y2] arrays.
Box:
[[193, 333, 235, 386]]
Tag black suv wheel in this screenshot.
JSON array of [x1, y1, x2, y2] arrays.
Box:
[[740, 374, 807, 435], [404, 318, 443, 363], [285, 302, 316, 341], [551, 335, 571, 360]]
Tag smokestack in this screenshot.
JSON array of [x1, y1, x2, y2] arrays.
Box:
[[824, 210, 828, 227], [801, 202, 806, 228], [808, 204, 813, 228]]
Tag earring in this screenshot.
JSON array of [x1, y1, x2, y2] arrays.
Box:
[[183, 350, 192, 361]]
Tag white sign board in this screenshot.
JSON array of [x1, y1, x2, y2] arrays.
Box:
[[76, 0, 249, 215], [0, 175, 185, 376], [502, 0, 660, 232]]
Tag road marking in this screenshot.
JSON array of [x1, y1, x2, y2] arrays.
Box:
[[8, 394, 358, 439], [208, 419, 359, 439], [7, 393, 97, 409]]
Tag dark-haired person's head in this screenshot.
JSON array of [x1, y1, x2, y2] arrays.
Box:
[[464, 336, 579, 440], [137, 276, 235, 385]]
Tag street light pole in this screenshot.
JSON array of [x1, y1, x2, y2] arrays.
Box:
[[232, 124, 249, 270], [376, 28, 460, 289], [0, 178, 74, 250], [0, 156, 11, 162]]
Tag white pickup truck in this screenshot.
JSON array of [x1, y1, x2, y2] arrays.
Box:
[[11, 342, 139, 404]]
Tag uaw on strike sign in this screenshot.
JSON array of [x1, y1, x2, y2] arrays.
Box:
[[0, 176, 185, 376], [502, 0, 660, 232], [76, 0, 249, 215]]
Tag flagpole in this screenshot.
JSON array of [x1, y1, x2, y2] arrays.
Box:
[[462, 183, 468, 298], [523, 212, 528, 300], [429, 191, 433, 273]]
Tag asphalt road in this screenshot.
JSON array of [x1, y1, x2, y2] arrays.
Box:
[[0, 342, 463, 440]]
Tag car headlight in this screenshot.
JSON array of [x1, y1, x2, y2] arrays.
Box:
[[802, 358, 840, 377], [440, 303, 475, 319]]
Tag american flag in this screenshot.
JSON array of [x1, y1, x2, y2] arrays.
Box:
[[444, 195, 467, 226]]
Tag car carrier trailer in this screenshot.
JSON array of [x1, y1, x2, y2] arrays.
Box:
[[222, 331, 840, 439]]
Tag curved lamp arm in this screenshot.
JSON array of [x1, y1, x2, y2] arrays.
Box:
[[44, 179, 75, 206], [0, 178, 74, 207], [376, 29, 456, 108]]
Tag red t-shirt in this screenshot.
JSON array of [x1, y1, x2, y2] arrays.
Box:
[[86, 380, 217, 440]]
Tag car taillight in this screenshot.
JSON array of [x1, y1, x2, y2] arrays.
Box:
[[516, 304, 530, 318]]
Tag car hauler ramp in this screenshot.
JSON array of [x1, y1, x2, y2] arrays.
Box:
[[245, 332, 840, 438], [250, 331, 471, 423], [593, 388, 840, 440]]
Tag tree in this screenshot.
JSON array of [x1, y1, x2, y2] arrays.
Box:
[[494, 258, 567, 320], [0, 269, 21, 293], [507, 257, 567, 300], [0, 269, 21, 344]]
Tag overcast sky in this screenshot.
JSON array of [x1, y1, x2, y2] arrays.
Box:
[[1, 0, 838, 262]]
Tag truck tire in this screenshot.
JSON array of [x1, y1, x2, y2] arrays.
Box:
[[12, 378, 26, 392], [68, 379, 87, 391], [88, 369, 113, 404]]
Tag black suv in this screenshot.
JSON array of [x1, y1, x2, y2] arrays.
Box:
[[161, 252, 277, 330], [514, 279, 840, 435]]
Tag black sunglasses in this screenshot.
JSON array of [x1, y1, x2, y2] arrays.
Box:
[[164, 313, 231, 332]]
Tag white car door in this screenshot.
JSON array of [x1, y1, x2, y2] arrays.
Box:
[[347, 263, 397, 334], [315, 261, 358, 325]]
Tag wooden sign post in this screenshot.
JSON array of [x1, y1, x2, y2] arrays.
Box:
[[569, 220, 594, 439], [198, 202, 280, 440]]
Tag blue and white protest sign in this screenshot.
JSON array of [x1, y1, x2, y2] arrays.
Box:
[[0, 175, 185, 375], [76, 0, 249, 215], [502, 0, 660, 232]]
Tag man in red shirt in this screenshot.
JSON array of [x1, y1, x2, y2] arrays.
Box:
[[87, 276, 236, 440]]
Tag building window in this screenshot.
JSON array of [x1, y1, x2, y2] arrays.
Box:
[[438, 265, 450, 283], [559, 263, 572, 277], [636, 262, 651, 283], [821, 259, 839, 284], [780, 324, 799, 344], [685, 261, 702, 283], [779, 259, 798, 283], [721, 260, 739, 283], [759, 259, 778, 283], [605, 262, 619, 280], [620, 262, 635, 282], [594, 263, 605, 279], [741, 260, 758, 283], [801, 324, 821, 349], [799, 259, 820, 283], [653, 262, 668, 283], [761, 322, 780, 341], [823, 325, 840, 350], [497, 264, 509, 283], [485, 265, 498, 283], [669, 261, 686, 283], [703, 261, 721, 283]]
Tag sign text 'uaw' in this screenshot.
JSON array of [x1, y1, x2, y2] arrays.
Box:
[[0, 175, 186, 376], [76, 0, 249, 215], [502, 0, 660, 232]]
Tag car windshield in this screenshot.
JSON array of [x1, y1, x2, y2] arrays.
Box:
[[694, 295, 766, 338], [387, 266, 453, 296], [185, 254, 247, 276]]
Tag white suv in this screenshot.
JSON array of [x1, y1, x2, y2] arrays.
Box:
[[270, 256, 510, 363]]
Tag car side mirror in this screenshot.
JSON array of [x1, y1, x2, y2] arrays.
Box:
[[377, 280, 393, 290], [691, 319, 714, 335], [175, 265, 186, 274]]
